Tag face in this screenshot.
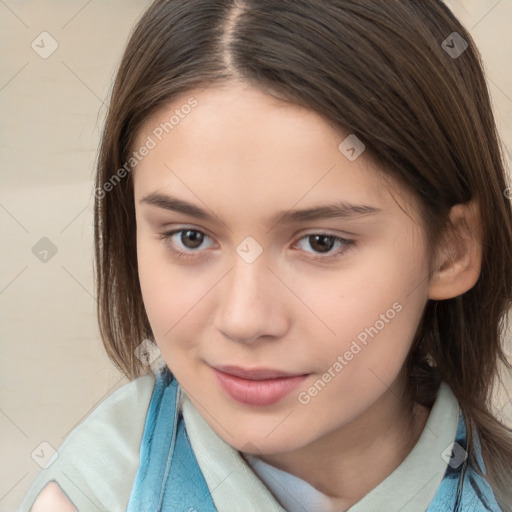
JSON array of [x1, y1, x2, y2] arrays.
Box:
[[133, 81, 432, 455]]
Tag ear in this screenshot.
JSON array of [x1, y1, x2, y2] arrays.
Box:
[[428, 199, 483, 300]]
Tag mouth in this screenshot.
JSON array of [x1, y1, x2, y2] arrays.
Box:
[[210, 364, 310, 406]]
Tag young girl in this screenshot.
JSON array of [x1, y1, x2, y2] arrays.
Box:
[[19, 0, 512, 511]]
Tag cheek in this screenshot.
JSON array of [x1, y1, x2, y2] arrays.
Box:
[[303, 248, 421, 336], [137, 255, 198, 372], [136, 237, 217, 344], [137, 237, 183, 338], [296, 298, 424, 430], [302, 242, 428, 382]]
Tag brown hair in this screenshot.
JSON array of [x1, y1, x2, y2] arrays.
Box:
[[93, 0, 512, 507]]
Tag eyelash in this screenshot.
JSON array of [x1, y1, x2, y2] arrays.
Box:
[[157, 228, 355, 262]]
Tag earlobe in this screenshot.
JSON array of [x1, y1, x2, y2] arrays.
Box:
[[427, 200, 483, 300]]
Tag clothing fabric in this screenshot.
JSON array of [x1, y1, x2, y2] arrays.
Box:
[[191, 378, 459, 512], [16, 374, 156, 512], [128, 366, 502, 512], [126, 372, 215, 512], [18, 366, 503, 511]]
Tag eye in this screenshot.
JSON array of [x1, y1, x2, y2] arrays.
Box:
[[158, 228, 215, 259], [157, 229, 355, 262], [294, 233, 354, 261]]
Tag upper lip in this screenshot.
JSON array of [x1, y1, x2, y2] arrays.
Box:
[[211, 364, 308, 380]]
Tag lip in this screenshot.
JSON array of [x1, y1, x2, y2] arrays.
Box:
[[211, 365, 310, 406], [212, 364, 306, 380]]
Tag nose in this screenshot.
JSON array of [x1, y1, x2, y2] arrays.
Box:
[[213, 252, 289, 344]]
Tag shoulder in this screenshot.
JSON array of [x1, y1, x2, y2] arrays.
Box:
[[17, 374, 156, 512], [28, 481, 77, 512]]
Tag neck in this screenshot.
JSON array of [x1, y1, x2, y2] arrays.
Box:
[[258, 375, 431, 508]]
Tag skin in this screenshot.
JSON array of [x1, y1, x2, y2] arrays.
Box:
[[31, 482, 77, 512], [32, 79, 483, 510]]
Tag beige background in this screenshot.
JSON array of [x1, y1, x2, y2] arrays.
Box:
[[1, 1, 512, 510]]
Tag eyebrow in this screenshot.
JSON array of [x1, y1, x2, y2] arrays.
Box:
[[139, 192, 382, 228]]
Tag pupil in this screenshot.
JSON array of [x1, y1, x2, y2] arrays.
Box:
[[309, 234, 334, 253], [182, 230, 203, 249]]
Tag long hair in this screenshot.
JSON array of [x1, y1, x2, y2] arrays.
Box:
[[93, 1, 512, 507]]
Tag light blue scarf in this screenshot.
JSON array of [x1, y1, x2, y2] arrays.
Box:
[[126, 367, 502, 511]]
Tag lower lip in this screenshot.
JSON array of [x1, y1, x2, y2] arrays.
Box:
[[212, 368, 309, 406]]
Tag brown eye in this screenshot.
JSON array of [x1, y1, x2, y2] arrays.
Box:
[[307, 234, 336, 253], [180, 229, 204, 249], [158, 228, 215, 259], [295, 233, 355, 261]]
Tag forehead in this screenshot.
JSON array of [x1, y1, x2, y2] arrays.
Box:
[[136, 81, 342, 152], [132, 82, 411, 218]]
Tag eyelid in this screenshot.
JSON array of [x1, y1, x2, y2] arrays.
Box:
[[295, 227, 357, 238]]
